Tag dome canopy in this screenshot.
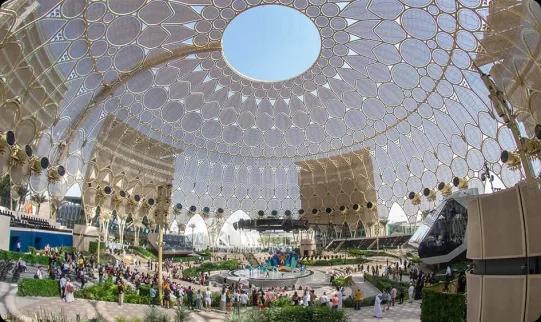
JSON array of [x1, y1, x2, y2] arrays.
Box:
[[1, 0, 539, 224]]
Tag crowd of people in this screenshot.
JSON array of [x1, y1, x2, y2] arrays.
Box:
[[16, 245, 470, 320]]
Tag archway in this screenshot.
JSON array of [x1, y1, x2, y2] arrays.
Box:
[[184, 214, 209, 250], [218, 210, 260, 249]]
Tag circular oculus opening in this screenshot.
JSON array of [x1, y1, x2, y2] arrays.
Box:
[[222, 5, 321, 82]]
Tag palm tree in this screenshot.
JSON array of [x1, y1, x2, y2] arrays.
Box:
[[31, 193, 48, 216], [0, 175, 10, 209], [13, 185, 28, 212]]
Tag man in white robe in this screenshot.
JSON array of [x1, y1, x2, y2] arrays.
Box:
[[374, 293, 383, 318]]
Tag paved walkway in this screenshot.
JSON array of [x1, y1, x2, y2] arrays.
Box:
[[0, 281, 225, 322], [347, 300, 421, 322]]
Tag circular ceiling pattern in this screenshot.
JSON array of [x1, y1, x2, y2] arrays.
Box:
[[17, 0, 526, 223]]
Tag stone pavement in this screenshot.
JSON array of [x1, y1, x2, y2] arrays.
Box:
[[347, 300, 422, 322], [0, 281, 226, 322]]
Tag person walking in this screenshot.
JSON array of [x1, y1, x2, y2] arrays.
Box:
[[117, 278, 125, 306], [64, 279, 75, 303], [59, 275, 67, 300], [390, 287, 397, 306], [220, 289, 227, 311], [374, 293, 383, 319], [195, 289, 203, 310], [408, 283, 415, 303], [354, 288, 364, 310], [204, 287, 212, 310]]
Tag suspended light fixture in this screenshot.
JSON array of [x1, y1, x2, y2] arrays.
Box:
[[215, 207, 224, 218], [408, 191, 421, 205], [366, 201, 376, 211], [452, 177, 469, 189], [202, 206, 210, 218], [437, 182, 453, 197], [422, 187, 437, 202], [47, 165, 65, 183], [519, 137, 541, 156]]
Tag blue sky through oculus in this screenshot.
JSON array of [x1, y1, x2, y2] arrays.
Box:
[[222, 5, 321, 82]]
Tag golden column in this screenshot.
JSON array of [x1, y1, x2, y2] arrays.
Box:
[[153, 184, 172, 305]]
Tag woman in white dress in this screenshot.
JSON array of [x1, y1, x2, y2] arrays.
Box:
[[64, 279, 75, 303], [374, 293, 383, 318]]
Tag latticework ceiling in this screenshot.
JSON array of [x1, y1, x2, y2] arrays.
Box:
[[1, 0, 540, 224]]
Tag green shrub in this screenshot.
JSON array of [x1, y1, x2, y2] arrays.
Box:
[[299, 257, 367, 266], [331, 275, 354, 288], [343, 295, 375, 308], [132, 246, 157, 260], [270, 296, 293, 307], [0, 250, 49, 265], [182, 260, 240, 278], [89, 241, 106, 254], [364, 275, 410, 301], [75, 279, 150, 305], [421, 285, 465, 322], [347, 250, 399, 258], [263, 305, 349, 322], [18, 278, 60, 297]]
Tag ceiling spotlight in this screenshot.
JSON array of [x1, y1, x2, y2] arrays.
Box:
[[437, 182, 452, 197], [9, 144, 29, 166], [520, 137, 541, 156], [175, 203, 183, 210], [284, 210, 292, 217], [325, 207, 332, 214], [134, 194, 141, 202], [30, 156, 49, 175], [203, 206, 210, 213], [47, 165, 65, 182], [271, 210, 278, 216], [298, 209, 305, 215], [0, 130, 15, 153], [408, 191, 421, 205], [311, 208, 319, 215], [453, 177, 469, 189], [422, 187, 437, 201], [147, 198, 155, 206], [119, 190, 127, 198], [258, 210, 265, 217], [500, 150, 521, 170], [103, 186, 113, 195], [216, 208, 224, 218], [339, 205, 347, 214], [366, 202, 375, 210], [352, 204, 360, 212]]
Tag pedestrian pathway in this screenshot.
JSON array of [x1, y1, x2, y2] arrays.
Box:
[[351, 273, 380, 298], [0, 281, 225, 322], [347, 300, 421, 322]]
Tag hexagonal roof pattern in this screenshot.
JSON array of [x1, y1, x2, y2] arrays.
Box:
[[2, 0, 538, 224]]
